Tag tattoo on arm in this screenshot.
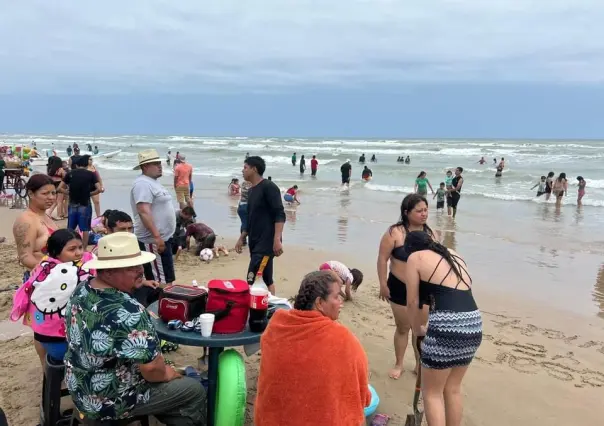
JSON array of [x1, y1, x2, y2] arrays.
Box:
[[14, 222, 31, 251]]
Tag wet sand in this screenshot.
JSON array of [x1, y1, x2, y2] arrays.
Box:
[[0, 206, 603, 425]]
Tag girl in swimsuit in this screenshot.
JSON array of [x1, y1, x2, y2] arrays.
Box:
[[552, 172, 568, 207], [87, 156, 104, 217], [377, 193, 438, 379], [577, 176, 586, 205], [404, 231, 482, 426], [47, 156, 66, 220], [12, 174, 59, 364]]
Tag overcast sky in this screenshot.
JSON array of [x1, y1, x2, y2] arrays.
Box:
[[0, 0, 602, 138]]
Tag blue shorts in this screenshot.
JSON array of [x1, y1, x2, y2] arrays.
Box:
[[39, 341, 68, 361], [284, 194, 294, 202], [68, 204, 92, 232]]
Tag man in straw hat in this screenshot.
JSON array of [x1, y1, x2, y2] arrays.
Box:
[[131, 149, 177, 285], [64, 233, 206, 424]]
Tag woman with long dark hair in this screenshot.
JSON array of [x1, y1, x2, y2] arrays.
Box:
[[404, 231, 482, 426], [377, 193, 438, 379], [47, 156, 66, 219], [552, 172, 568, 207]]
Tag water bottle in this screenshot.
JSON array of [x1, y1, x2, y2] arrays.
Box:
[[250, 256, 269, 292]]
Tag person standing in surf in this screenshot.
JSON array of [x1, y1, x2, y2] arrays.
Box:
[[377, 193, 437, 379], [291, 152, 297, 166], [414, 171, 434, 197], [299, 155, 306, 175], [449, 167, 464, 218], [495, 158, 504, 178], [544, 171, 555, 201], [577, 176, 587, 205], [235, 156, 286, 295], [552, 172, 568, 207], [310, 155, 318, 177], [361, 166, 372, 181], [340, 159, 352, 187]]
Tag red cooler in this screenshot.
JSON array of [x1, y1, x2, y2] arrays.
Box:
[[206, 279, 250, 334]]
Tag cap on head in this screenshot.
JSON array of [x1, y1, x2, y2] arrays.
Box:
[[133, 149, 161, 170]]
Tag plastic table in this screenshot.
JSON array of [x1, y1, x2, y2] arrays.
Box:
[[147, 301, 286, 426]]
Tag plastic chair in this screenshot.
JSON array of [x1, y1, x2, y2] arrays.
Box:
[[40, 354, 70, 426]]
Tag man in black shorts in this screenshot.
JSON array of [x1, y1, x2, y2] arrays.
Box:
[[235, 156, 286, 295], [449, 167, 464, 218], [340, 159, 352, 186]]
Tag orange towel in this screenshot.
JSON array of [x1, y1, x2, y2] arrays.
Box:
[[255, 309, 370, 426]]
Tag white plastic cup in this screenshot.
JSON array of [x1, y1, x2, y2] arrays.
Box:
[[199, 313, 215, 337]]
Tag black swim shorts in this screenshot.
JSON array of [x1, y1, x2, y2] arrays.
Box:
[[387, 273, 407, 306], [450, 192, 461, 208]]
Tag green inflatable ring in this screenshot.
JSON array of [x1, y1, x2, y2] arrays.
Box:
[[215, 349, 247, 426]]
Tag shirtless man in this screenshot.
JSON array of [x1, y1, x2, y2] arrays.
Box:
[[12, 174, 58, 364]]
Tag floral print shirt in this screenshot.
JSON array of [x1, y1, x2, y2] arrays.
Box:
[[64, 279, 160, 420]]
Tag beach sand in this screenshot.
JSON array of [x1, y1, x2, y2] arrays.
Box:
[[0, 208, 603, 425]]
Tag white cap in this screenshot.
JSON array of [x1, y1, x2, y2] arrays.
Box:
[[346, 159, 350, 163]]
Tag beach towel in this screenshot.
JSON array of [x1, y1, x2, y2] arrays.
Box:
[[10, 252, 95, 338], [255, 309, 370, 426]]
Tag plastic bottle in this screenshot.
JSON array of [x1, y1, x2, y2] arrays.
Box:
[[250, 256, 270, 292], [192, 280, 199, 288]]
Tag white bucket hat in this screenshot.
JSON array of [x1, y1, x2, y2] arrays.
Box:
[[83, 233, 156, 270], [133, 149, 161, 170]]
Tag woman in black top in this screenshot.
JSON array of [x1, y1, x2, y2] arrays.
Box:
[[404, 231, 482, 426], [377, 193, 438, 379], [299, 155, 306, 174]]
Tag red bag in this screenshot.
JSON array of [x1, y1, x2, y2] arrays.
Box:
[[158, 284, 208, 323], [206, 279, 250, 334]]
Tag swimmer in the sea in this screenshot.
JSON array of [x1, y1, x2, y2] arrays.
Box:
[[531, 176, 546, 197], [577, 176, 586, 205], [284, 185, 300, 205], [478, 156, 486, 164], [361, 165, 373, 181]]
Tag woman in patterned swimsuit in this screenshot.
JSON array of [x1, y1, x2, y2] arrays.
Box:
[[404, 231, 482, 426]]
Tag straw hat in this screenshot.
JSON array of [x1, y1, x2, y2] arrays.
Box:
[[83, 233, 156, 270], [133, 149, 161, 170]]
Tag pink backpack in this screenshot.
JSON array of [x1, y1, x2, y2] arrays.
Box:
[[11, 253, 95, 338]]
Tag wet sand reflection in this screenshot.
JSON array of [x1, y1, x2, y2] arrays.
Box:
[[594, 263, 604, 319], [337, 194, 351, 243]]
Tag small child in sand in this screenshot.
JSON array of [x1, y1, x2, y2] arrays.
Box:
[[318, 260, 363, 301]]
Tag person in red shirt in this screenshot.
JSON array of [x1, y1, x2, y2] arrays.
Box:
[[284, 185, 301, 205], [310, 155, 318, 177], [173, 156, 193, 208], [185, 222, 216, 255]]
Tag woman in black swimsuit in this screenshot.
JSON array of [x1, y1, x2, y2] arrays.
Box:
[[377, 193, 438, 379], [404, 231, 482, 426]]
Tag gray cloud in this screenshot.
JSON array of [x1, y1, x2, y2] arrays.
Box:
[[0, 0, 602, 93]]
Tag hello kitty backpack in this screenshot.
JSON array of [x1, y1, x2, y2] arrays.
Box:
[[10, 253, 95, 337]]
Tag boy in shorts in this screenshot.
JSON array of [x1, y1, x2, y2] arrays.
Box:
[[434, 182, 446, 211]]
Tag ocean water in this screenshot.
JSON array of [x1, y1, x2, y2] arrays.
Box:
[[5, 134, 604, 319]]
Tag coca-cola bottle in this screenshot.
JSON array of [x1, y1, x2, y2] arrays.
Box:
[[249, 256, 270, 332]]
